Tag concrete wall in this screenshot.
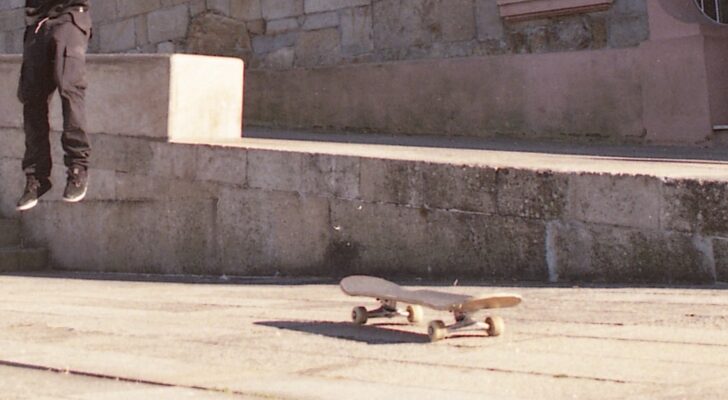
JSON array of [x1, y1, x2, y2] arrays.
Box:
[[2, 126, 728, 284], [0, 0, 648, 67], [247, 47, 645, 140], [1, 54, 728, 284]]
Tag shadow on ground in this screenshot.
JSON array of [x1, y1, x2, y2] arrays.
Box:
[[255, 320, 431, 345]]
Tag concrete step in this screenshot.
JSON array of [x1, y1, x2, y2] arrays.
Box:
[[0, 218, 21, 247], [0, 247, 48, 273]]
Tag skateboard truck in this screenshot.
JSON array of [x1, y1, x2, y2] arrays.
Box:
[[351, 299, 424, 325], [341, 275, 520, 342], [427, 310, 505, 342]]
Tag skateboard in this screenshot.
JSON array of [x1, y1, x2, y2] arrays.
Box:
[[340, 275, 522, 342]]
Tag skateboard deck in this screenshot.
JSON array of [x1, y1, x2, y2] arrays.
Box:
[[341, 275, 521, 313], [340, 275, 522, 341]]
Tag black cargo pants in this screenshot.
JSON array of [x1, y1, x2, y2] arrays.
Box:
[[17, 8, 92, 180]]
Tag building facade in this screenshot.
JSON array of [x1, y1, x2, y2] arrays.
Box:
[[1, 0, 727, 145]]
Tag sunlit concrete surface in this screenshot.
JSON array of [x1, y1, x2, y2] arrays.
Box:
[[0, 274, 726, 399]]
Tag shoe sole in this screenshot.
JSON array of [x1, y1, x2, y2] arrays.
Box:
[[63, 187, 88, 203], [16, 199, 38, 212]]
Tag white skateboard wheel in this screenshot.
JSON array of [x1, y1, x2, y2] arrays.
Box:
[[352, 306, 368, 325], [406, 305, 424, 324], [428, 320, 447, 342], [486, 316, 505, 337]]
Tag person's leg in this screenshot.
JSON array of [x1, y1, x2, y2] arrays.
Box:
[[51, 11, 91, 202], [17, 25, 56, 211]]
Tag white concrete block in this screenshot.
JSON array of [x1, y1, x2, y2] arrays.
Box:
[[0, 54, 244, 142]]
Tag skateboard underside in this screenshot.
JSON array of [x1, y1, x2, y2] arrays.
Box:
[[350, 297, 507, 342], [341, 276, 521, 342]]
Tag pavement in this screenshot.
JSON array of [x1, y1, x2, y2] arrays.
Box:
[[1, 274, 727, 399]]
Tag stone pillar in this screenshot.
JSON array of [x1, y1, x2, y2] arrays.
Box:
[[640, 0, 728, 144]]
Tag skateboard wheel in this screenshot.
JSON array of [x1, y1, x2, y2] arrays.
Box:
[[352, 306, 368, 325], [406, 305, 424, 324], [428, 320, 447, 342], [486, 316, 505, 337]]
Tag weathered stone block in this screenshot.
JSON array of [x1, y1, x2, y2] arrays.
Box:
[[340, 6, 373, 55], [21, 199, 218, 274], [252, 32, 298, 53], [266, 17, 299, 34], [373, 0, 475, 49], [567, 173, 661, 229], [261, 0, 303, 19], [0, 157, 24, 216], [295, 28, 341, 67], [89, 0, 117, 22], [0, 218, 20, 247], [712, 237, 728, 283], [662, 179, 728, 235], [186, 13, 252, 57], [0, 248, 47, 272], [360, 159, 425, 206], [134, 15, 149, 46], [361, 159, 499, 213], [116, 0, 162, 18], [0, 0, 23, 11], [216, 188, 331, 274], [0, 60, 22, 129], [231, 0, 262, 20], [246, 19, 266, 35], [207, 0, 231, 15], [247, 149, 303, 192], [147, 141, 249, 187], [150, 141, 200, 180], [259, 46, 295, 69], [0, 8, 25, 31], [328, 199, 548, 279], [0, 128, 24, 159], [303, 11, 339, 30], [476, 0, 505, 40], [98, 18, 136, 52], [3, 28, 24, 54], [548, 221, 715, 284], [497, 169, 566, 219], [147, 5, 190, 44], [112, 172, 219, 201], [248, 150, 359, 198], [300, 154, 360, 199], [305, 0, 370, 13], [195, 145, 248, 186]]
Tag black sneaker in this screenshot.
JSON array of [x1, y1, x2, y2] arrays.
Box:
[[63, 167, 88, 203], [16, 176, 52, 211]]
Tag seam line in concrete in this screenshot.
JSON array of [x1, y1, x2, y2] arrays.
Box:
[[0, 358, 273, 399]]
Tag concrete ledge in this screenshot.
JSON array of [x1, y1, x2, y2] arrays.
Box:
[[0, 54, 243, 141], [3, 128, 728, 283]]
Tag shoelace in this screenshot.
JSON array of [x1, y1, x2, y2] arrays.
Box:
[[68, 169, 84, 187], [25, 179, 40, 194]]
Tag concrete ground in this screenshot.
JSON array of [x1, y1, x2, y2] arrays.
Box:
[[1, 274, 727, 399]]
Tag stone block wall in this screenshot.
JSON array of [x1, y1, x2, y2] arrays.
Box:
[[0, 0, 649, 69]]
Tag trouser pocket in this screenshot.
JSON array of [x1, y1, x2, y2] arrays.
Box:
[[69, 9, 92, 38], [60, 44, 87, 91]]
